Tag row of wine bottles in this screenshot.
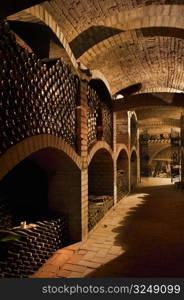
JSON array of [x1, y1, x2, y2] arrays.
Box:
[[0, 19, 113, 155], [0, 216, 68, 278], [0, 20, 79, 154], [87, 85, 113, 147], [87, 86, 101, 146]]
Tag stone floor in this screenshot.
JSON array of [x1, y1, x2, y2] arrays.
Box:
[[31, 177, 184, 278]]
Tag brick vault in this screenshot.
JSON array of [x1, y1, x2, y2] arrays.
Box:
[[0, 0, 184, 278]]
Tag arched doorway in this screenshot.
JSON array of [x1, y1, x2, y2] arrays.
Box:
[[0, 147, 82, 277], [0, 147, 82, 240], [88, 148, 113, 230], [149, 146, 179, 181], [117, 149, 129, 201], [130, 150, 138, 191]]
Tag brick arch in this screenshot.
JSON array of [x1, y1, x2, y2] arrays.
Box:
[[130, 146, 138, 158], [80, 28, 184, 94], [13, 32, 33, 52], [0, 135, 82, 180], [17, 5, 78, 69], [116, 145, 129, 200], [91, 70, 111, 95], [131, 149, 138, 158], [81, 27, 184, 64], [89, 78, 112, 104], [87, 141, 113, 165], [116, 144, 130, 161], [130, 112, 138, 149], [148, 144, 171, 165], [88, 145, 114, 198], [100, 5, 184, 32], [130, 111, 138, 122], [28, 3, 183, 43], [80, 26, 184, 61], [138, 118, 180, 130]]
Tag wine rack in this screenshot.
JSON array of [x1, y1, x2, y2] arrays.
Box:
[[0, 216, 69, 278], [102, 101, 113, 147], [87, 86, 100, 148], [117, 170, 129, 201], [88, 195, 113, 231], [0, 20, 79, 155], [87, 85, 113, 149]]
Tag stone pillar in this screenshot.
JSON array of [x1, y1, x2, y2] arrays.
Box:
[[76, 78, 89, 239], [128, 111, 131, 192], [81, 168, 88, 239], [137, 128, 141, 183], [76, 79, 88, 159], [181, 114, 184, 188], [113, 112, 117, 204]]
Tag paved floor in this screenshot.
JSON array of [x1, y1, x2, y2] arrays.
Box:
[[31, 178, 184, 278]]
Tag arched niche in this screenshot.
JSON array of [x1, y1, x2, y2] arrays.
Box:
[[0, 147, 82, 242], [88, 148, 114, 230]]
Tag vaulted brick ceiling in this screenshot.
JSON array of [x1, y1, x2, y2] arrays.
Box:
[[137, 106, 182, 130], [7, 0, 184, 94], [7, 0, 184, 96], [114, 93, 184, 132], [42, 1, 184, 42], [6, 0, 184, 135], [136, 106, 183, 120]]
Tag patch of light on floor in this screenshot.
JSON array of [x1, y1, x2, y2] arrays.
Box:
[[139, 177, 172, 187]]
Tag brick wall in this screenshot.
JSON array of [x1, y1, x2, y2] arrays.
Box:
[[181, 115, 184, 187], [117, 149, 129, 200], [130, 151, 138, 190], [116, 111, 129, 147], [88, 149, 113, 196], [48, 168, 81, 242], [27, 147, 82, 242], [130, 114, 137, 149], [76, 78, 89, 238]]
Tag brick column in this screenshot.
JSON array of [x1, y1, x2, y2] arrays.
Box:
[[76, 79, 88, 158], [113, 112, 117, 204], [76, 78, 89, 239], [128, 111, 131, 192], [112, 111, 117, 153], [137, 128, 141, 183], [81, 168, 88, 239], [181, 114, 184, 188]]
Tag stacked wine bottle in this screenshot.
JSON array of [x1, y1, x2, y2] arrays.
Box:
[[87, 85, 113, 148], [0, 20, 79, 155], [88, 196, 113, 231], [102, 102, 113, 147], [0, 216, 69, 278], [87, 86, 100, 148]]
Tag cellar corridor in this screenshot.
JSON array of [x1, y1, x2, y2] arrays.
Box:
[[31, 178, 184, 278], [1, 1, 184, 279]]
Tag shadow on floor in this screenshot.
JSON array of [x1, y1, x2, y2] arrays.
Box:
[[86, 184, 184, 277]]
